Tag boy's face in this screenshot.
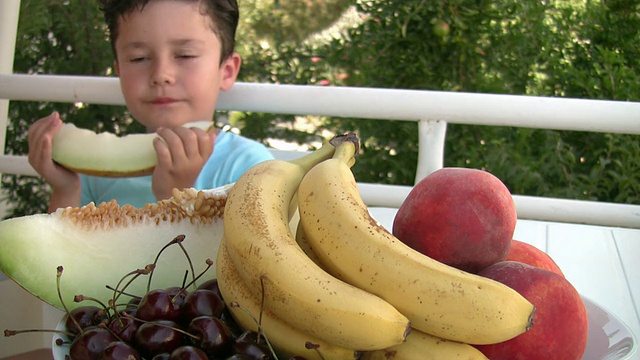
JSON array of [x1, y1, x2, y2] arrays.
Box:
[[113, 1, 240, 131]]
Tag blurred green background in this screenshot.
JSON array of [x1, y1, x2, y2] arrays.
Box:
[[2, 0, 639, 217]]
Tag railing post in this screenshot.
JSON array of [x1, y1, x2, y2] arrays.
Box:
[[0, 0, 21, 160], [415, 119, 447, 184]]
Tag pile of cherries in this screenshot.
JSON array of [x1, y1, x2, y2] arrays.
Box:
[[62, 278, 284, 360], [5, 235, 312, 360]]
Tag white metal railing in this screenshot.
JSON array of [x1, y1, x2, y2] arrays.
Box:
[[1, 73, 639, 229], [0, 0, 20, 159], [2, 74, 639, 134]]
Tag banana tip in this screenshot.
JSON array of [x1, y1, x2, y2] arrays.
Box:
[[526, 306, 536, 332], [403, 322, 412, 341]]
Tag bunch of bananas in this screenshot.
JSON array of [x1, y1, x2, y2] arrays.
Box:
[[216, 133, 535, 359]]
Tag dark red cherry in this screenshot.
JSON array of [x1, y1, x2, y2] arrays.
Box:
[[65, 306, 106, 335], [225, 355, 254, 360], [98, 341, 141, 360], [235, 330, 264, 345], [181, 289, 225, 322], [232, 341, 274, 360], [232, 331, 273, 360], [197, 279, 222, 298], [134, 320, 185, 359], [166, 286, 189, 308], [69, 327, 118, 360], [123, 298, 140, 317], [219, 309, 243, 338], [137, 289, 181, 322], [169, 345, 209, 359], [187, 316, 233, 357], [107, 314, 138, 343], [128, 296, 142, 308]]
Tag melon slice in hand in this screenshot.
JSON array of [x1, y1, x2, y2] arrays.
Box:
[[51, 120, 212, 177], [0, 184, 229, 311]]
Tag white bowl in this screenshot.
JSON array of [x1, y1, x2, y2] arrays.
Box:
[[53, 295, 637, 360]]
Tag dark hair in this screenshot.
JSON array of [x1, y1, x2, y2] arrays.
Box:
[[98, 0, 239, 64]]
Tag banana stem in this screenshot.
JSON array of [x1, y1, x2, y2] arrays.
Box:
[[290, 132, 360, 172], [330, 131, 360, 154], [332, 140, 357, 165], [346, 153, 356, 168]]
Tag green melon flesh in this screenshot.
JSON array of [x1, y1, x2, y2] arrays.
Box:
[[0, 185, 229, 311], [52, 121, 213, 177]]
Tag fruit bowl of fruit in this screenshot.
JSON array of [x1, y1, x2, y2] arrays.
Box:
[[581, 296, 637, 360], [49, 294, 637, 360], [3, 139, 638, 360]]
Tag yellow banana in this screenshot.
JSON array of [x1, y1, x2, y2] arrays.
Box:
[[297, 143, 535, 345], [216, 239, 361, 360], [294, 210, 324, 267], [361, 328, 488, 360], [222, 133, 410, 350], [293, 143, 358, 269]]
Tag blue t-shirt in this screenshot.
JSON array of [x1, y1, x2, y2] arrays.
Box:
[[80, 130, 273, 207]]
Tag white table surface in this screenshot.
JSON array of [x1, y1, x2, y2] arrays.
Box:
[[369, 207, 640, 354]]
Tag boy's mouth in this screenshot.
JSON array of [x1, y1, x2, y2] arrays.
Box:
[[151, 97, 178, 105]]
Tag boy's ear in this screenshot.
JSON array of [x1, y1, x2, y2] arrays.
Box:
[[219, 53, 241, 91], [113, 61, 120, 76]]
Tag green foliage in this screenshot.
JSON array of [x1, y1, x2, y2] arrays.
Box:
[[2, 0, 639, 218], [2, 0, 134, 218], [243, 0, 353, 44], [307, 0, 639, 203]]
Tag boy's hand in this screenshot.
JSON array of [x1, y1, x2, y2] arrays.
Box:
[[27, 112, 81, 209], [152, 125, 215, 201]]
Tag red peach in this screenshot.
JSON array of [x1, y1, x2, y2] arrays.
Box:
[[506, 239, 564, 277], [475, 261, 588, 360], [392, 167, 516, 273]]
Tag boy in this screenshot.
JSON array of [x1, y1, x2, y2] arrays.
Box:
[[27, 0, 273, 212]]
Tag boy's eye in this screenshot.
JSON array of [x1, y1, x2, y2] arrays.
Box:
[[129, 57, 147, 63], [177, 54, 196, 59]]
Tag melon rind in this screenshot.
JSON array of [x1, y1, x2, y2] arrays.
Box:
[[51, 121, 213, 177], [0, 185, 228, 311]]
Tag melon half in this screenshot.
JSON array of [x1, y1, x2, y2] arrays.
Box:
[[51, 121, 213, 177], [0, 185, 229, 311]]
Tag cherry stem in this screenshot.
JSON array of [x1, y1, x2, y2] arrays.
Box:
[[175, 238, 197, 289], [107, 299, 124, 328], [305, 341, 327, 360], [229, 302, 279, 360], [182, 270, 189, 289], [121, 312, 199, 341], [104, 285, 142, 301], [112, 267, 154, 307], [258, 276, 279, 359], [175, 259, 214, 302], [4, 328, 75, 338], [258, 276, 267, 344], [147, 235, 186, 293], [98, 322, 126, 343], [74, 294, 109, 312], [168, 270, 191, 305], [56, 266, 83, 336], [229, 280, 279, 360], [107, 266, 152, 326]]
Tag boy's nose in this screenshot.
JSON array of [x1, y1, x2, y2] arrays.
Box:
[[150, 59, 175, 85]]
